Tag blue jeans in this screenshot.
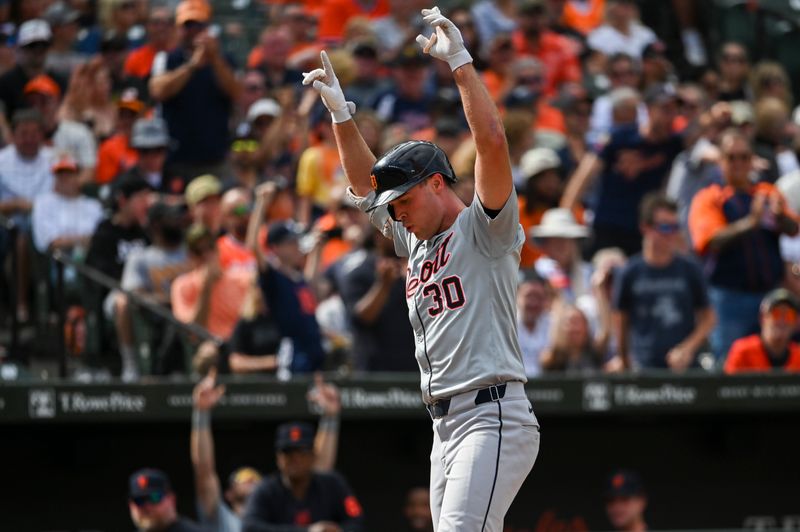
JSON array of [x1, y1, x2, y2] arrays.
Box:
[[708, 286, 766, 366]]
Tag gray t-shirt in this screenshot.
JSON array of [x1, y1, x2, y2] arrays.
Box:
[[197, 499, 240, 532], [350, 188, 528, 402], [121, 245, 189, 297]]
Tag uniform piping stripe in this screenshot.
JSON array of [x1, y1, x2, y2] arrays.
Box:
[[481, 401, 503, 531], [414, 300, 433, 399]]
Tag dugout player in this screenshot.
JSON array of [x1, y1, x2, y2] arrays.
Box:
[[303, 6, 540, 531]]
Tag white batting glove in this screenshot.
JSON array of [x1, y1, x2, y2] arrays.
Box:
[[301, 50, 356, 124], [415, 6, 473, 72]]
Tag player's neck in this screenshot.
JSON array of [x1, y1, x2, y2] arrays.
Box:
[[432, 193, 466, 238], [642, 240, 672, 267]]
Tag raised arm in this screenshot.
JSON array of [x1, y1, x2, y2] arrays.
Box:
[[191, 367, 226, 520], [416, 6, 510, 210], [302, 52, 375, 197], [246, 183, 277, 270]]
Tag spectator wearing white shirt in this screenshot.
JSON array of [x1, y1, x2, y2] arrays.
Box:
[[31, 153, 102, 253], [517, 272, 552, 378], [0, 108, 54, 321], [586, 0, 656, 59]]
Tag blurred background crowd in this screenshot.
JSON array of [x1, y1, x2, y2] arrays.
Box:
[[2, 0, 800, 383]]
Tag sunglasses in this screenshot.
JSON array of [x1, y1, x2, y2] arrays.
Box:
[[231, 204, 251, 216], [652, 222, 680, 234], [721, 54, 746, 63], [232, 139, 259, 153], [132, 491, 165, 507], [139, 147, 167, 155], [183, 20, 207, 30], [767, 306, 797, 323], [725, 152, 752, 162]]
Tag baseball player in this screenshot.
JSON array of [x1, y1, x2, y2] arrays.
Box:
[[303, 6, 540, 531]]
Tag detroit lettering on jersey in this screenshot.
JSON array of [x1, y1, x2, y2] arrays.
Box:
[[371, 191, 529, 403]]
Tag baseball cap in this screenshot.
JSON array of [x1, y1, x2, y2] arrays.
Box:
[[392, 43, 428, 68], [114, 169, 155, 199], [176, 0, 212, 25], [129, 468, 172, 500], [118, 87, 145, 114], [11, 108, 44, 128], [185, 174, 222, 206], [761, 288, 800, 313], [351, 40, 378, 59], [52, 153, 79, 173], [551, 85, 592, 112], [642, 40, 668, 60], [267, 221, 303, 247], [505, 86, 539, 109], [17, 20, 52, 47], [24, 74, 61, 98], [275, 421, 315, 452], [147, 201, 185, 225], [227, 466, 263, 487], [605, 469, 645, 499], [643, 83, 678, 106], [247, 98, 281, 122], [131, 117, 170, 149], [44, 1, 80, 26], [520, 147, 561, 179]]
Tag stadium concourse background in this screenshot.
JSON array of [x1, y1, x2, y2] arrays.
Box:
[[1, 374, 799, 530]]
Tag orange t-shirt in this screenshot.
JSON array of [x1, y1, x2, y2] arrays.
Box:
[[562, 0, 606, 35], [123, 44, 159, 78], [512, 30, 581, 97], [217, 234, 257, 275], [171, 268, 253, 340], [688, 182, 779, 255], [316, 0, 389, 42], [96, 133, 138, 184], [724, 335, 800, 373], [519, 199, 585, 268]]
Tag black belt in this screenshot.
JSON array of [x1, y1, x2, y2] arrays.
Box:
[[426, 384, 507, 419]]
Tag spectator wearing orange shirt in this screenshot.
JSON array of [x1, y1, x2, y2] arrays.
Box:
[[95, 87, 145, 184], [172, 224, 251, 340], [725, 289, 800, 374], [123, 6, 174, 80], [689, 130, 798, 362], [217, 187, 257, 275], [512, 0, 581, 97], [316, 0, 390, 43], [518, 147, 584, 269], [561, 0, 605, 36], [246, 26, 303, 91], [186, 174, 223, 236]]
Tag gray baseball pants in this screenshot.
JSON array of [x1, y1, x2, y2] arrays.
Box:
[[428, 381, 540, 532]]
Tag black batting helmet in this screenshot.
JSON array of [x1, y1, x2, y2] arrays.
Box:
[[366, 141, 456, 212]]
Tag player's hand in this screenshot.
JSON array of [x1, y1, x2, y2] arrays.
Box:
[[193, 366, 225, 411], [307, 372, 341, 417], [302, 51, 356, 124], [666, 344, 694, 372], [416, 6, 472, 72]]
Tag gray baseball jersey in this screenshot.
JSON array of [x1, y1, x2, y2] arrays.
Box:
[[349, 187, 528, 403]]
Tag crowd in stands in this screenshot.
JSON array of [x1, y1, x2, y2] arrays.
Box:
[[2, 0, 800, 381]]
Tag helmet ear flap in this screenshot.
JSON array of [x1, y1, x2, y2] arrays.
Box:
[[387, 204, 397, 221]]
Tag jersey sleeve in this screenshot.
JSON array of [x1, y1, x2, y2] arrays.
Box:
[[329, 474, 365, 531], [463, 188, 525, 258], [688, 184, 726, 255], [344, 186, 411, 257]]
